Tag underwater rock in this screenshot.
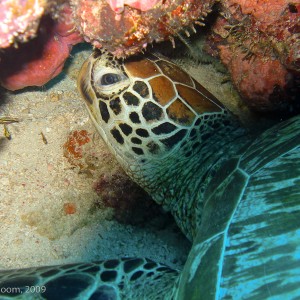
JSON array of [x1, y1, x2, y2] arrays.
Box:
[[0, 5, 83, 91], [71, 0, 215, 57], [205, 0, 300, 111]]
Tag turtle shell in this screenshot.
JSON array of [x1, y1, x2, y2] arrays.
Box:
[[177, 114, 300, 299]]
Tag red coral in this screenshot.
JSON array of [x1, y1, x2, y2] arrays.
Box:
[[205, 0, 300, 111], [63, 130, 91, 168], [0, 5, 83, 91], [219, 45, 289, 110], [63, 202, 77, 215]]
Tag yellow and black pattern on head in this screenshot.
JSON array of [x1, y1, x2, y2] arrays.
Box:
[[78, 50, 229, 168]]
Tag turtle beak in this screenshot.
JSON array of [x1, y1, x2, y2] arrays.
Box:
[[77, 58, 94, 106]]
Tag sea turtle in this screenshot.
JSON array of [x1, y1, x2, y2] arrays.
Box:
[[0, 50, 299, 299]]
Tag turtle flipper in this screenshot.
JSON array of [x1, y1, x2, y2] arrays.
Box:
[[0, 258, 179, 299]]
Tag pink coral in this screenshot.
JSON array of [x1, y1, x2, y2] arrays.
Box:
[[0, 0, 46, 48], [230, 0, 293, 25], [72, 0, 215, 57], [106, 0, 161, 13]]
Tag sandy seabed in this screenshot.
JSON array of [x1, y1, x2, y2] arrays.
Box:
[[0, 43, 256, 272]]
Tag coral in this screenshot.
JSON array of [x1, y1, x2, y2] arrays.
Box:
[[93, 172, 163, 225], [72, 0, 215, 57], [0, 4, 83, 91], [63, 202, 77, 215], [63, 130, 92, 169], [219, 45, 290, 110], [1, 0, 297, 103], [106, 0, 161, 13], [204, 0, 300, 111], [0, 0, 46, 48]]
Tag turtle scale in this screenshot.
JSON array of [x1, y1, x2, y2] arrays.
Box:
[[148, 75, 176, 106], [1, 51, 299, 299], [155, 59, 194, 88]]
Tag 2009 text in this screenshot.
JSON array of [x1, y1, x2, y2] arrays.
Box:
[[0, 285, 46, 294]]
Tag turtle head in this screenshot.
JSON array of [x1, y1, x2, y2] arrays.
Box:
[[78, 49, 229, 194], [78, 50, 245, 237]]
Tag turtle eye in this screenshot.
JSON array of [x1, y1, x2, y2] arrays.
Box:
[[92, 66, 130, 97], [100, 73, 122, 86]]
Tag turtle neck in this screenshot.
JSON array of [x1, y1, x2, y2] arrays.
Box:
[[140, 113, 254, 241]]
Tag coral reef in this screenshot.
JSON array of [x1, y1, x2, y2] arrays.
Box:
[[0, 4, 82, 90], [0, 0, 215, 90], [0, 0, 298, 111], [204, 0, 300, 111], [72, 0, 215, 57]]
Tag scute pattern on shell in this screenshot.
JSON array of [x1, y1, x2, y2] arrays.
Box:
[[83, 51, 227, 163]]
